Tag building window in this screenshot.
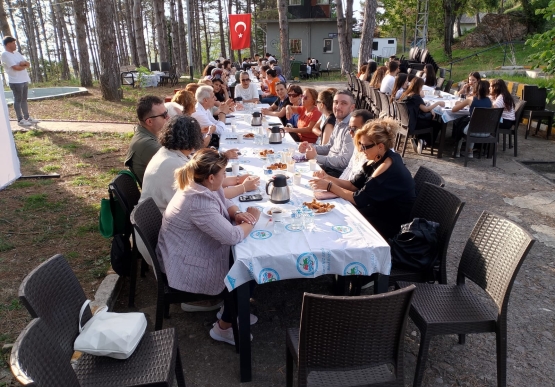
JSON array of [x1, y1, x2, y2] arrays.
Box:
[[289, 0, 301, 5], [316, 0, 329, 3], [290, 39, 302, 54], [323, 39, 333, 53]]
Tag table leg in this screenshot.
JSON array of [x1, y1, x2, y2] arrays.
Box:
[[437, 120, 447, 159], [237, 281, 252, 382], [373, 273, 390, 294]]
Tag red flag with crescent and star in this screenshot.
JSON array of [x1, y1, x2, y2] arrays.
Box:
[[229, 14, 251, 50]]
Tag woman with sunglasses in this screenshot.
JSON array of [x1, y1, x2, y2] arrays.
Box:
[[285, 84, 303, 127], [309, 118, 415, 239], [157, 148, 261, 345], [285, 87, 322, 143]]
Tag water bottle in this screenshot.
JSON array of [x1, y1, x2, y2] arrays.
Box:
[[273, 218, 285, 235], [290, 210, 304, 231], [302, 206, 315, 230]]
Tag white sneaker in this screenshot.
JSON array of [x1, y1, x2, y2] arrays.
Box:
[[462, 151, 474, 159], [417, 139, 425, 154], [216, 306, 258, 325], [410, 138, 418, 153], [18, 119, 32, 126], [209, 321, 252, 345], [27, 117, 40, 123]]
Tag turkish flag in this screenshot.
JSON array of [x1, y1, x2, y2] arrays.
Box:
[[229, 14, 251, 50]]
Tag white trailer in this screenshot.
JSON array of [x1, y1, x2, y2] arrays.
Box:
[[352, 38, 397, 61]]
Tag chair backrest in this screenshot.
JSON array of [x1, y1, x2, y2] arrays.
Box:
[[378, 91, 391, 117], [11, 318, 81, 387], [151, 62, 160, 72], [436, 77, 445, 89], [411, 183, 465, 284], [18, 254, 91, 360], [109, 173, 141, 222], [522, 85, 547, 109], [130, 198, 165, 282], [297, 286, 415, 385], [372, 88, 382, 112], [467, 107, 504, 136], [161, 62, 170, 72], [513, 99, 527, 128], [413, 166, 445, 197], [395, 101, 410, 128], [443, 79, 454, 93], [457, 211, 534, 313]]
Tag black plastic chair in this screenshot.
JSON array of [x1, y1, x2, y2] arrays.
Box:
[[396, 101, 434, 157], [286, 286, 416, 387], [443, 79, 454, 93], [413, 166, 445, 197], [499, 99, 526, 157], [398, 211, 535, 387], [522, 86, 554, 140], [15, 254, 186, 387], [389, 183, 464, 286], [462, 107, 504, 167], [130, 198, 238, 339], [150, 62, 160, 72], [109, 173, 146, 306], [161, 61, 170, 72]]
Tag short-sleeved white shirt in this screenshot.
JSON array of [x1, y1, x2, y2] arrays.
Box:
[[380, 74, 396, 94], [1, 51, 31, 83], [234, 82, 259, 101]]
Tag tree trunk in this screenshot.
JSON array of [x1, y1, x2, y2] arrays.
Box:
[[277, 0, 289, 79], [227, 0, 235, 62], [335, 0, 352, 74], [194, 0, 203, 69], [0, 0, 12, 38], [30, 2, 47, 81], [112, 0, 127, 65], [85, 0, 100, 79], [345, 0, 353, 69], [153, 0, 168, 62], [133, 0, 148, 67], [55, 3, 79, 77], [73, 0, 93, 86], [36, 0, 53, 76], [170, 0, 181, 67], [4, 0, 20, 49], [177, 0, 188, 69], [94, 0, 122, 101], [475, 12, 480, 25], [246, 0, 253, 58], [455, 14, 462, 38], [218, 0, 226, 58], [358, 0, 377, 69], [443, 0, 454, 58], [201, 3, 210, 63], [125, 0, 138, 66]]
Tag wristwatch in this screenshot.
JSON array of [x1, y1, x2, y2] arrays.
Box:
[[234, 210, 243, 217]]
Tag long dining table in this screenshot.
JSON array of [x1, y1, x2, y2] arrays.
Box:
[[220, 108, 392, 382], [423, 90, 470, 158]]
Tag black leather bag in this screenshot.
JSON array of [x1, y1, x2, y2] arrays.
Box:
[[389, 218, 440, 276]]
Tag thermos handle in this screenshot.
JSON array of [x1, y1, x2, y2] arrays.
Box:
[[280, 128, 285, 138], [265, 180, 273, 195]]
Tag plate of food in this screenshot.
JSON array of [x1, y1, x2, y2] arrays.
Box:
[[262, 204, 296, 217], [302, 199, 335, 215], [258, 149, 274, 159], [267, 162, 287, 170], [243, 133, 255, 140]]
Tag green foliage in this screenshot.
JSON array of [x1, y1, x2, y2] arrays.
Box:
[[526, 0, 555, 102]]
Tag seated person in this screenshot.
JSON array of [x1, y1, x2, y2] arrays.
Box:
[[234, 71, 259, 103], [124, 95, 169, 186], [166, 89, 196, 118], [284, 87, 322, 143], [400, 77, 445, 154], [309, 118, 416, 240], [269, 60, 286, 82], [299, 90, 355, 177], [390, 73, 408, 102], [456, 72, 481, 97], [361, 60, 377, 82], [212, 77, 229, 103], [312, 89, 336, 145], [191, 85, 230, 138], [339, 109, 374, 180], [185, 82, 201, 95], [260, 82, 290, 126], [369, 66, 387, 89], [380, 60, 399, 94], [156, 148, 261, 344], [422, 64, 437, 91], [260, 68, 279, 104], [285, 85, 303, 127]]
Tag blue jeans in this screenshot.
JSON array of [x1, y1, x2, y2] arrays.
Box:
[[9, 82, 29, 122]]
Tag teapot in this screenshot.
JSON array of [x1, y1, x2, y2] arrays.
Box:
[[265, 174, 290, 204], [251, 112, 262, 126], [269, 126, 286, 144]]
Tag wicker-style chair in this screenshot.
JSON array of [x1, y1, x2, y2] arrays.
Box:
[[499, 99, 527, 157], [378, 91, 392, 118], [522, 86, 554, 140], [396, 101, 434, 157], [109, 172, 146, 307], [11, 318, 186, 387], [398, 211, 535, 387], [389, 183, 464, 287], [130, 198, 236, 336], [413, 166, 445, 197], [462, 107, 504, 167], [286, 286, 416, 387], [15, 254, 186, 387]]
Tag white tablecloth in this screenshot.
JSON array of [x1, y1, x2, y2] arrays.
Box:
[[423, 92, 470, 123], [222, 112, 391, 291]]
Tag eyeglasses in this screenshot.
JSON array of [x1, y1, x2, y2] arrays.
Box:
[[288, 93, 300, 97], [146, 110, 169, 120], [348, 126, 358, 133], [241, 79, 251, 82], [358, 142, 377, 151]]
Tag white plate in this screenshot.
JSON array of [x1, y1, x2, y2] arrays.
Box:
[[262, 204, 296, 217]]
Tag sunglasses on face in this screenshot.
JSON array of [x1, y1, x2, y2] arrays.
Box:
[[348, 126, 358, 133], [147, 110, 169, 120], [241, 78, 251, 82], [288, 93, 300, 97], [358, 142, 377, 151]]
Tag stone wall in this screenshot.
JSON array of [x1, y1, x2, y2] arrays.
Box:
[[457, 13, 528, 48]]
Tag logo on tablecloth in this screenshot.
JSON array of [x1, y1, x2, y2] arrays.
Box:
[[250, 230, 272, 239], [259, 268, 280, 283], [285, 224, 302, 232], [344, 262, 368, 276], [253, 205, 264, 211], [296, 252, 318, 276], [226, 275, 236, 289], [331, 225, 353, 234]]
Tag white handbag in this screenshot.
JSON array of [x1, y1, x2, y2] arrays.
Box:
[[74, 300, 147, 359]]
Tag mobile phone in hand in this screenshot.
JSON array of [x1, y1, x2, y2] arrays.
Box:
[[239, 194, 263, 202]]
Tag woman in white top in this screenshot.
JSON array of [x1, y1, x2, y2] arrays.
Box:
[[489, 79, 515, 129]]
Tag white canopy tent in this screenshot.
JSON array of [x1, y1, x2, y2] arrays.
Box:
[[0, 74, 21, 190]]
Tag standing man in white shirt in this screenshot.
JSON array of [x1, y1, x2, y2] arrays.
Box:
[[1, 36, 39, 127], [379, 61, 400, 95]]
